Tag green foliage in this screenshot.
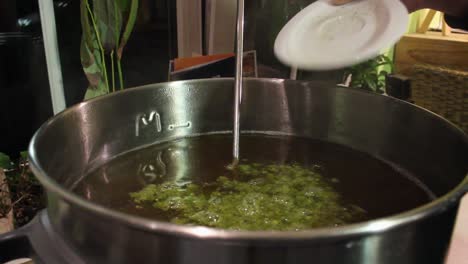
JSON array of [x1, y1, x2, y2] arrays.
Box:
[[80, 0, 139, 100], [345, 54, 394, 94], [0, 152, 11, 170], [117, 0, 131, 12], [20, 151, 28, 160], [0, 152, 45, 227], [84, 81, 109, 99], [131, 163, 366, 231], [118, 0, 139, 59]]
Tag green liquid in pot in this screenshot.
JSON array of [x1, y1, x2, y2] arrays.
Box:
[[130, 163, 366, 230], [74, 134, 434, 231]]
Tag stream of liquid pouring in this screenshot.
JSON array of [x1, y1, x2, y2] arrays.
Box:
[[232, 0, 245, 165]]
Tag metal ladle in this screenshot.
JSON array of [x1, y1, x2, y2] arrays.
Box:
[[232, 0, 245, 165]]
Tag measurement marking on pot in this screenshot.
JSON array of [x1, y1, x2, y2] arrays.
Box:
[[135, 111, 162, 137], [168, 121, 191, 131]]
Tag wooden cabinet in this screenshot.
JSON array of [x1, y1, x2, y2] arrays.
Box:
[[395, 33, 468, 74]]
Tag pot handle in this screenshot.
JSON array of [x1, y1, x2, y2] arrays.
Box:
[[0, 223, 36, 263]]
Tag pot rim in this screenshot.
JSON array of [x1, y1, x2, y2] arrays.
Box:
[[28, 78, 468, 241]]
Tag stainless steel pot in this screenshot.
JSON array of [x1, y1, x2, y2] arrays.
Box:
[[1, 78, 467, 264]]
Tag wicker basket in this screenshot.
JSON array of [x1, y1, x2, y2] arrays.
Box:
[[411, 64, 468, 132]]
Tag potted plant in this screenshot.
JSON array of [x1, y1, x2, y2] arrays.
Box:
[[0, 152, 45, 232], [0, 0, 141, 232], [80, 0, 139, 99], [0, 153, 13, 233], [341, 54, 394, 94]]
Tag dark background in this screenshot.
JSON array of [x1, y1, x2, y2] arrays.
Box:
[[0, 0, 175, 156], [0, 0, 343, 157]]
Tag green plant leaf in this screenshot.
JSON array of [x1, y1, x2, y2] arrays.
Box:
[[368, 72, 378, 80], [80, 0, 94, 48], [351, 79, 361, 88], [81, 0, 107, 91], [113, 0, 123, 48], [381, 55, 392, 64], [80, 0, 136, 97], [345, 53, 394, 92], [20, 151, 28, 160], [84, 81, 109, 100], [369, 60, 378, 68], [379, 70, 388, 77], [80, 37, 94, 69], [118, 0, 138, 59], [81, 38, 103, 88], [93, 0, 121, 52], [0, 152, 11, 169], [366, 79, 377, 92], [117, 0, 131, 11]]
